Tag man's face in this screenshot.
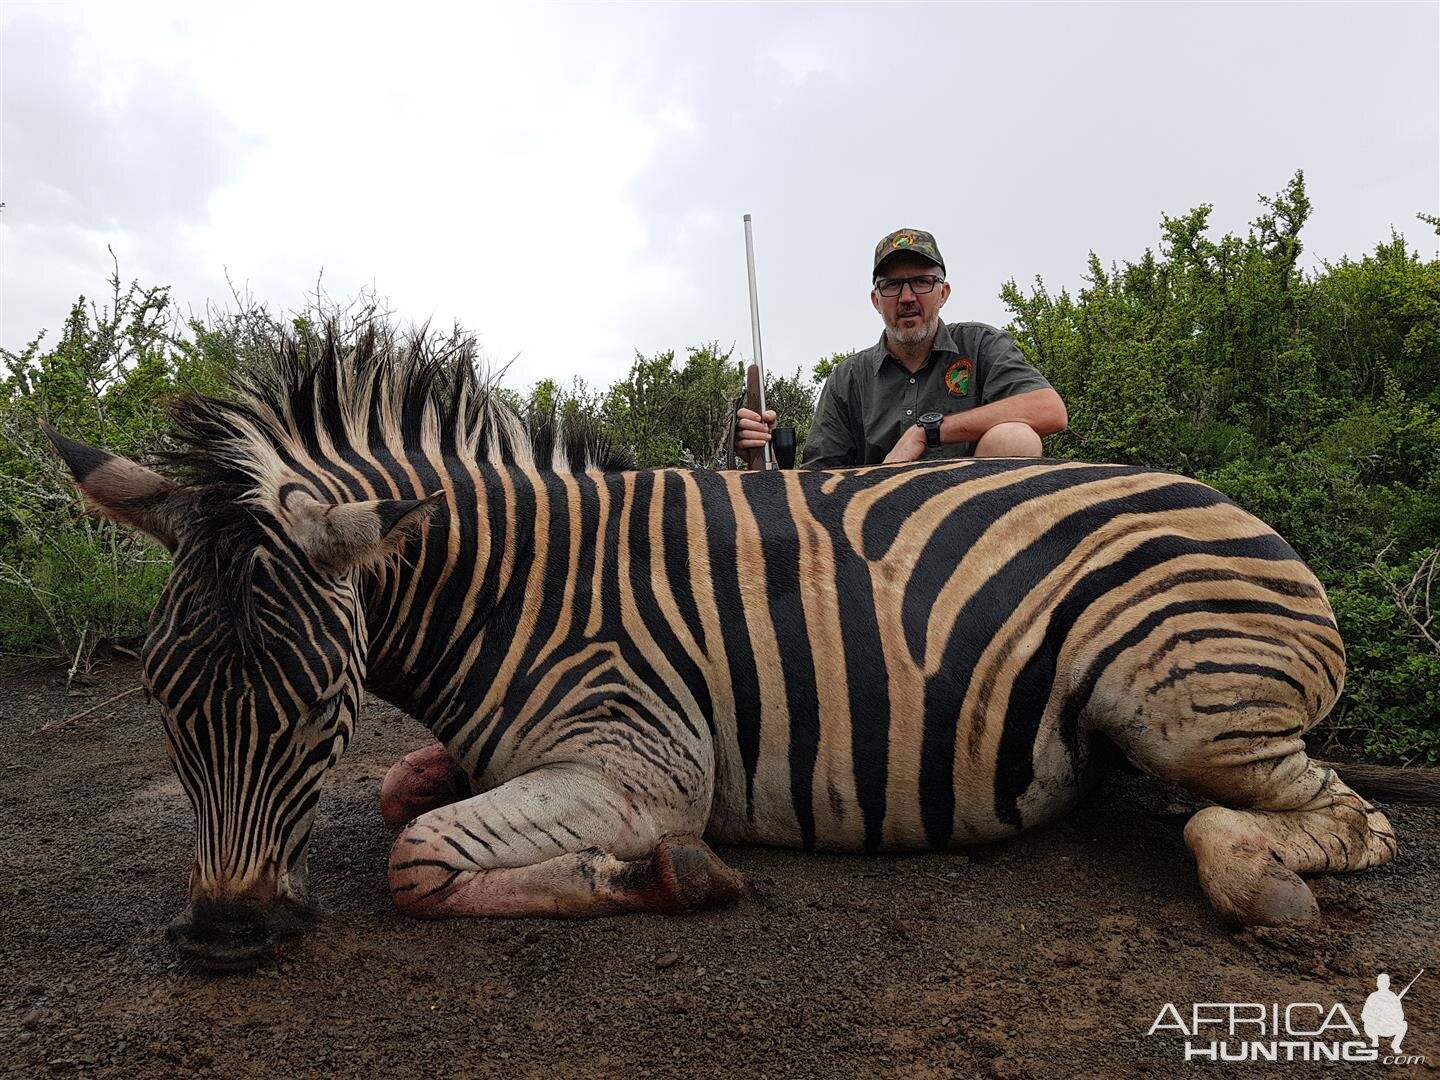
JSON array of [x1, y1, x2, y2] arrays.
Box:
[[871, 253, 951, 345]]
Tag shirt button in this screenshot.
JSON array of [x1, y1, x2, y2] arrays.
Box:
[[905, 409, 913, 416], [909, 377, 915, 384]]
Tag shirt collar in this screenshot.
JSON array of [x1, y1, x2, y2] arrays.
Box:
[[871, 321, 960, 374]]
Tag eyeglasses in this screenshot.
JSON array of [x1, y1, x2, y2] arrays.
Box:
[[875, 275, 944, 297]]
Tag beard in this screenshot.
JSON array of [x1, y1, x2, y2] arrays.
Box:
[[884, 309, 940, 346]]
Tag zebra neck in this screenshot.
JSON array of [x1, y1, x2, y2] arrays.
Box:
[[359, 460, 553, 737]]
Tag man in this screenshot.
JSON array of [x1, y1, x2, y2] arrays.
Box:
[[735, 228, 1066, 468]]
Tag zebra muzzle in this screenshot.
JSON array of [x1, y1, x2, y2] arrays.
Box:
[[166, 897, 313, 971]]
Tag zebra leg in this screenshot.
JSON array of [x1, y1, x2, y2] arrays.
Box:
[[1181, 762, 1396, 926], [1105, 713, 1397, 926], [387, 763, 742, 918], [378, 742, 470, 826]]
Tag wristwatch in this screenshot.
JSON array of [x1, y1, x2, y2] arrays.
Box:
[[917, 411, 944, 449]]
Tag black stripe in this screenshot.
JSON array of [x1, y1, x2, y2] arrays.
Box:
[[569, 472, 602, 639], [661, 472, 709, 656], [1145, 628, 1316, 674], [1150, 661, 1308, 699], [365, 390, 411, 497], [741, 473, 820, 850], [442, 835, 476, 863], [993, 634, 1059, 830], [417, 870, 461, 901], [799, 472, 889, 852], [1212, 723, 1305, 740], [1194, 701, 1291, 716], [698, 472, 764, 819]]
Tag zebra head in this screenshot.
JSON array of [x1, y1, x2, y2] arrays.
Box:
[[44, 423, 439, 969]]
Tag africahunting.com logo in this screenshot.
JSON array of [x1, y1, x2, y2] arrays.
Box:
[[1147, 971, 1426, 1066]]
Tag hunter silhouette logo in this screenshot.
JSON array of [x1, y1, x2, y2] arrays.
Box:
[[1146, 970, 1427, 1066], [1364, 971, 1423, 1053]]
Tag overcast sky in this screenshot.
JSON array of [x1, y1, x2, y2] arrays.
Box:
[[3, 2, 1437, 391]]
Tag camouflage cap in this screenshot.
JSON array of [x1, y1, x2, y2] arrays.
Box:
[[873, 228, 945, 277]]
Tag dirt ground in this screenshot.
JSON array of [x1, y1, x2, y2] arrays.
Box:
[[2, 660, 1436, 1079]]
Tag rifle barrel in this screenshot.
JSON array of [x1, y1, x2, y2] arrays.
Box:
[[743, 214, 775, 470], [1398, 969, 1425, 998]]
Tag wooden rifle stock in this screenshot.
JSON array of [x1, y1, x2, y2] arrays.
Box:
[[744, 363, 766, 472]]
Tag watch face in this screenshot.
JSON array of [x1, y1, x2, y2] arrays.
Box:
[[918, 411, 944, 425]]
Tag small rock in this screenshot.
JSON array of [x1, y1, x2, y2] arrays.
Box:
[[21, 1009, 43, 1028], [654, 952, 679, 969]]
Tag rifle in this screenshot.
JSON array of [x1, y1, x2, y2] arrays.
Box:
[[742, 215, 796, 470], [1398, 969, 1425, 999], [743, 214, 774, 472]]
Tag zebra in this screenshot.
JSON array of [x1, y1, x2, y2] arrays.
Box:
[[43, 328, 1434, 969]]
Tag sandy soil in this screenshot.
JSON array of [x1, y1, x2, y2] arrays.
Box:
[[2, 660, 1437, 1079]]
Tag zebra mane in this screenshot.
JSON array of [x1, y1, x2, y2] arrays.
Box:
[[161, 323, 631, 495]]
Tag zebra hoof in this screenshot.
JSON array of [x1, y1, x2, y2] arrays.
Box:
[[646, 835, 746, 912], [1243, 861, 1321, 926], [379, 742, 469, 826], [1185, 807, 1320, 927]]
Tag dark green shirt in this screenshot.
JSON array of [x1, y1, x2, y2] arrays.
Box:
[[800, 321, 1053, 469]]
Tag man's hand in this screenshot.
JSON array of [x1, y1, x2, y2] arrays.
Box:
[[735, 407, 777, 452], [883, 423, 926, 464]]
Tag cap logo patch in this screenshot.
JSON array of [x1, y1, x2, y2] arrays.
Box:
[[945, 358, 973, 397], [892, 234, 915, 250]]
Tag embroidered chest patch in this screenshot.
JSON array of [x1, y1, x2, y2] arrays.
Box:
[[945, 357, 973, 397]]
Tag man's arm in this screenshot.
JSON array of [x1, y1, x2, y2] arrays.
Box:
[[939, 386, 1067, 444], [884, 387, 1066, 463]]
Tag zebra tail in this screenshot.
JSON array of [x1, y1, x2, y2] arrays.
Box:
[[1319, 761, 1440, 805]]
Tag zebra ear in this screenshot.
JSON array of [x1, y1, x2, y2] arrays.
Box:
[[40, 421, 183, 551], [289, 491, 446, 573]]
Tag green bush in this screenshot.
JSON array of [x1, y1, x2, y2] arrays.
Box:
[[0, 275, 185, 670], [1004, 172, 1440, 762], [0, 520, 169, 659], [1327, 557, 1440, 765]]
